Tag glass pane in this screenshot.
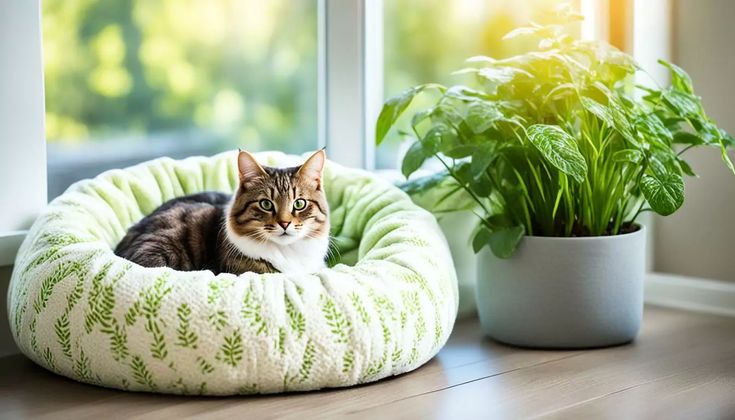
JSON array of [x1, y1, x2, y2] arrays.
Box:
[[379, 0, 580, 169], [43, 0, 318, 199]]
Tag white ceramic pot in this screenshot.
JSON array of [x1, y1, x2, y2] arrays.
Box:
[[475, 226, 645, 348]]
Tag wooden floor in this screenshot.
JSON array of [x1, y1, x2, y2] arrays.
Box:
[[2, 305, 735, 419]]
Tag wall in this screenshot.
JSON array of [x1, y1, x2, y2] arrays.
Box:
[[654, 0, 735, 282]]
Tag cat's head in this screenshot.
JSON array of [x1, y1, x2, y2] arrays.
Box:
[[228, 150, 330, 246]]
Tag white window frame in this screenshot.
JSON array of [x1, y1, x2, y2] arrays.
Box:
[[319, 0, 383, 170], [0, 1, 47, 266], [581, 0, 609, 41]]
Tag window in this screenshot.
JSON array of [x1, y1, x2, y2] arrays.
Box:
[[378, 0, 581, 169], [43, 0, 318, 199], [0, 0, 629, 264]]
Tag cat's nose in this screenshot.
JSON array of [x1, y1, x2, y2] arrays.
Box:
[[277, 221, 291, 230]]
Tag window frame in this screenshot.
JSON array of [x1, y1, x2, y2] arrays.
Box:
[[0, 0, 47, 266], [319, 0, 383, 170]]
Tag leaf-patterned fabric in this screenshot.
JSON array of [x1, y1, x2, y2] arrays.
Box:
[[8, 151, 458, 395]]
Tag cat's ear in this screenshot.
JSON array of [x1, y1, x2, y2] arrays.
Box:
[[297, 148, 326, 190], [238, 150, 266, 183]]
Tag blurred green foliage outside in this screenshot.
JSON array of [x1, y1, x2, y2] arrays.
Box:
[[43, 0, 576, 165], [43, 0, 318, 154]]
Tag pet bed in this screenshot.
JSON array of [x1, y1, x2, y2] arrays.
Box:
[[8, 151, 458, 395]]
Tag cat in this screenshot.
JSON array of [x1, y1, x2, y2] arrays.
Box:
[[114, 149, 330, 275]]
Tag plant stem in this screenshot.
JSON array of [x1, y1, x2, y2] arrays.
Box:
[[435, 154, 491, 217], [677, 144, 696, 156], [629, 198, 648, 224]]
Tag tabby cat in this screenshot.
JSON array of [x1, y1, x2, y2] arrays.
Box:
[[114, 150, 330, 274]]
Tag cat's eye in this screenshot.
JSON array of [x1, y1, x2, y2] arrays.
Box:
[[259, 199, 274, 211], [293, 198, 307, 210]]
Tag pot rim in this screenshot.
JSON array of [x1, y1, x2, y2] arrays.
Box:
[[522, 223, 645, 242]]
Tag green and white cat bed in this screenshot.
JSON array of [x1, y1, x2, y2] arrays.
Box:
[[8, 151, 458, 395]]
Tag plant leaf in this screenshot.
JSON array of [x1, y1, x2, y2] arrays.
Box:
[[658, 59, 694, 94], [641, 171, 684, 216], [410, 109, 433, 131], [453, 161, 474, 186], [443, 145, 476, 159], [722, 131, 735, 148], [465, 101, 503, 134], [502, 26, 539, 40], [474, 67, 532, 94], [466, 55, 496, 64], [401, 141, 429, 179], [613, 149, 644, 164], [433, 100, 464, 126], [398, 171, 449, 195], [581, 97, 615, 127], [695, 119, 725, 145], [469, 177, 493, 197], [544, 82, 576, 103], [672, 131, 704, 145], [420, 125, 445, 154], [662, 90, 702, 119], [376, 84, 443, 145], [502, 24, 559, 41], [470, 144, 496, 178], [609, 98, 640, 146], [526, 124, 588, 183], [444, 85, 490, 101], [635, 113, 673, 143], [676, 158, 697, 177], [472, 226, 492, 254], [489, 225, 525, 259]]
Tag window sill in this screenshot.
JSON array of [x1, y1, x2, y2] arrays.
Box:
[[0, 231, 26, 267]]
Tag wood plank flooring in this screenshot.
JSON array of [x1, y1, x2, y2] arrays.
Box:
[[1, 305, 734, 419]]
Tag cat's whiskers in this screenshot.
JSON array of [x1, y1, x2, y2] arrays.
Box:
[[248, 230, 271, 246], [326, 236, 341, 263]]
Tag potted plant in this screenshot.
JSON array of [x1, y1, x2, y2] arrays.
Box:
[[376, 8, 734, 348]]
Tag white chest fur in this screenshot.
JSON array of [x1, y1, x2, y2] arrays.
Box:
[[225, 227, 329, 274]]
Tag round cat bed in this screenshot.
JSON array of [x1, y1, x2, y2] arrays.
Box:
[[8, 151, 458, 395]]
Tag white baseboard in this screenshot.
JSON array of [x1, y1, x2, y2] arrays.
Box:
[[645, 272, 735, 317]]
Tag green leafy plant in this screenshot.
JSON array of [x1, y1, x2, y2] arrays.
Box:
[[376, 6, 734, 258]]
